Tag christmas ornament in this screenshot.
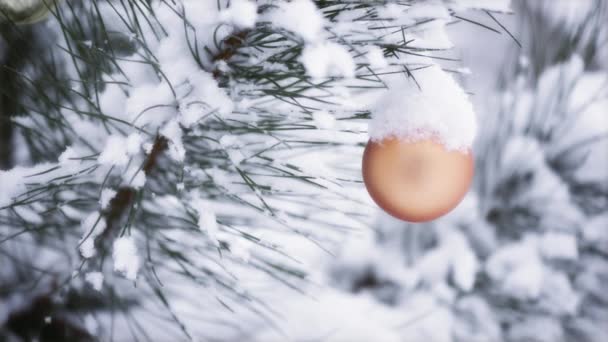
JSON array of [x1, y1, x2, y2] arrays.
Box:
[[362, 137, 473, 222], [0, 0, 57, 25]]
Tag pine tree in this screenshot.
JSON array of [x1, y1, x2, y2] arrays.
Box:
[[2, 0, 605, 341]]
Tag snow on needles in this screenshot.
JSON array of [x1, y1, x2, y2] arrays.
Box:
[[219, 0, 258, 29], [450, 0, 512, 12], [301, 43, 355, 79], [113, 236, 140, 281], [196, 201, 220, 248], [79, 211, 107, 259], [98, 135, 129, 167], [268, 0, 324, 43], [99, 188, 117, 210], [369, 65, 477, 151], [0, 168, 28, 208], [85, 271, 104, 291], [268, 0, 355, 79]]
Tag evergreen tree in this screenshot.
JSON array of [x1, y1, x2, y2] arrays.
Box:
[[1, 0, 606, 341]]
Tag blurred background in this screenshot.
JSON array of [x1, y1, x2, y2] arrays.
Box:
[[1, 0, 607, 341]]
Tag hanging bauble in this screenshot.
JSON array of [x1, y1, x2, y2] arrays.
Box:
[[362, 137, 473, 222]]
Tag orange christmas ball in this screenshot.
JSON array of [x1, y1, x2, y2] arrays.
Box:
[[362, 138, 474, 222]]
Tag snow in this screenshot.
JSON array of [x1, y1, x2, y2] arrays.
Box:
[[85, 271, 104, 291], [539, 232, 578, 260], [583, 214, 608, 249], [218, 134, 238, 148], [399, 293, 455, 342], [13, 205, 43, 224], [377, 3, 405, 20], [132, 172, 146, 189], [219, 0, 257, 29], [405, 3, 451, 21], [416, 247, 451, 285], [254, 289, 406, 342], [508, 317, 565, 342], [125, 82, 175, 126], [268, 0, 324, 43], [528, 0, 595, 27], [124, 168, 146, 189], [374, 3, 454, 49], [368, 64, 477, 150], [312, 111, 336, 130], [84, 315, 100, 335], [227, 239, 251, 262], [453, 296, 501, 341], [450, 240, 479, 292], [99, 188, 116, 210], [540, 270, 580, 315], [58, 146, 77, 164], [60, 204, 85, 221], [555, 70, 608, 184], [179, 102, 209, 128], [503, 260, 544, 299], [98, 135, 129, 167], [113, 236, 140, 281], [414, 230, 478, 292], [182, 71, 234, 121], [161, 120, 186, 162], [0, 164, 55, 208], [366, 46, 388, 69], [486, 237, 544, 299], [196, 202, 220, 248], [408, 20, 454, 50], [79, 211, 107, 258], [126, 133, 143, 156], [536, 55, 584, 110], [301, 42, 355, 79], [226, 149, 245, 165], [219, 135, 246, 164], [449, 0, 512, 12], [99, 82, 128, 119]]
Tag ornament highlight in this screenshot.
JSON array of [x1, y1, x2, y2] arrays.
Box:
[[362, 138, 473, 222]]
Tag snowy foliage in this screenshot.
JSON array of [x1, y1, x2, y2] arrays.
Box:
[[1, 0, 607, 341], [369, 64, 477, 150], [112, 236, 140, 281]]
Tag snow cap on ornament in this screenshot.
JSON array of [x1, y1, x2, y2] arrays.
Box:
[[363, 65, 476, 222]]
